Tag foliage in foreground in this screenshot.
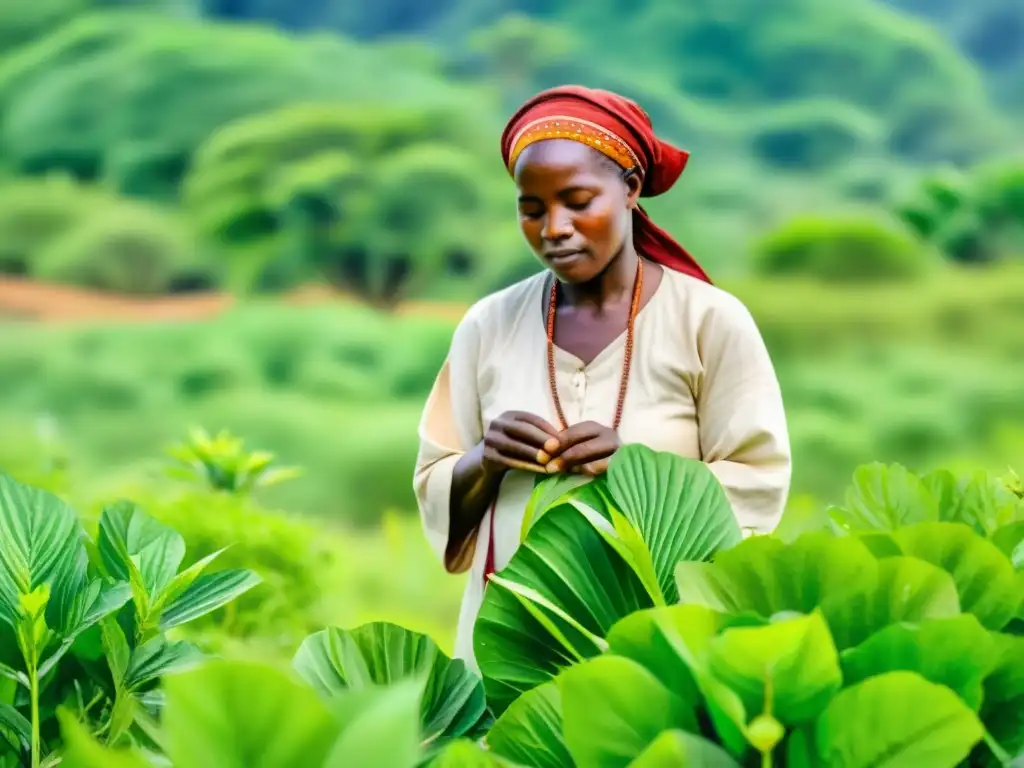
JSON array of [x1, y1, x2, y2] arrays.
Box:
[[15, 446, 1018, 767], [0, 472, 261, 767]]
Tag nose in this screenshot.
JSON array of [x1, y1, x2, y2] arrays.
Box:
[[542, 205, 573, 242]]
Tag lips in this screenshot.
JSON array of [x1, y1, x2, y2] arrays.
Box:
[[545, 249, 585, 263]]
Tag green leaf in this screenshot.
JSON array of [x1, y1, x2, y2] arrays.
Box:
[[101, 616, 131, 688], [559, 655, 697, 767], [811, 671, 984, 767], [293, 623, 489, 755], [477, 447, 741, 715], [979, 633, 1024, 756], [151, 548, 227, 615], [607, 605, 752, 758], [487, 681, 571, 768], [607, 445, 742, 602], [840, 615, 997, 710], [324, 681, 423, 768], [706, 611, 842, 725], [831, 463, 938, 531], [59, 709, 152, 768], [628, 730, 741, 767], [431, 739, 528, 767], [820, 556, 961, 650], [98, 501, 186, 597], [475, 504, 650, 715], [0, 702, 30, 753], [991, 522, 1024, 569], [522, 475, 593, 541], [0, 472, 84, 631], [674, 533, 876, 618], [159, 568, 261, 630], [891, 522, 1019, 629], [163, 658, 341, 768], [124, 636, 205, 691]]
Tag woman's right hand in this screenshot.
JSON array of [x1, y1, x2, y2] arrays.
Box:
[[482, 411, 560, 474]]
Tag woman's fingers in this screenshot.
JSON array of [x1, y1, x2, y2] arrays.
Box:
[[546, 435, 618, 473]]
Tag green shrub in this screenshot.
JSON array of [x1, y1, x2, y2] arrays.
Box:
[[755, 214, 932, 282], [0, 176, 102, 276], [0, 470, 259, 767], [34, 201, 204, 294]]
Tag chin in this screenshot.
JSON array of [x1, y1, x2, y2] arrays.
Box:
[[545, 257, 603, 285]]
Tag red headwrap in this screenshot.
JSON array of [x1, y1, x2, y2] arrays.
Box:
[[501, 85, 711, 284]]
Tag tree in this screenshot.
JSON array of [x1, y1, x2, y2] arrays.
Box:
[[184, 103, 494, 304]]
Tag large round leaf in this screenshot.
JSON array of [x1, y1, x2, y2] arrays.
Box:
[[486, 681, 571, 768], [293, 623, 489, 754], [606, 605, 758, 758], [839, 615, 997, 710], [706, 611, 842, 726], [891, 522, 1019, 629], [475, 503, 649, 714], [675, 535, 960, 650], [979, 633, 1024, 757], [629, 730, 741, 767], [606, 445, 742, 601], [475, 447, 741, 715], [811, 671, 983, 767], [829, 463, 939, 531], [559, 655, 698, 767]]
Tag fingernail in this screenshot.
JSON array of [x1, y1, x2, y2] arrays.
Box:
[[543, 437, 560, 454], [547, 459, 562, 473], [536, 450, 551, 464]]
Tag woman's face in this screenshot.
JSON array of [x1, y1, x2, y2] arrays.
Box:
[[513, 139, 642, 284]]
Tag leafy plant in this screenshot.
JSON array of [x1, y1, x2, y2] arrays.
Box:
[[0, 471, 261, 767], [165, 427, 302, 495]]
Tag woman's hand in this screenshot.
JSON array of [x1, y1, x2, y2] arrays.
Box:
[[482, 411, 561, 474], [543, 421, 621, 477]]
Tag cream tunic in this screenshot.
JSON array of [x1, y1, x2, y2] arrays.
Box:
[[413, 268, 791, 669]]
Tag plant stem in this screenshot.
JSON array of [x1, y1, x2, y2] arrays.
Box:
[[28, 659, 40, 768], [762, 749, 772, 768]]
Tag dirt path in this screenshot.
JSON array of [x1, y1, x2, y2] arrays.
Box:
[[0, 278, 467, 324]]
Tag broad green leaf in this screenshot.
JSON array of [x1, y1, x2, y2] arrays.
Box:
[[840, 615, 997, 710], [954, 471, 1022, 535], [159, 569, 261, 630], [820, 556, 960, 650], [59, 710, 152, 768], [606, 605, 764, 716], [674, 533, 876, 618], [707, 611, 842, 725], [151, 548, 228, 615], [991, 522, 1024, 569], [831, 463, 938, 531], [431, 739, 528, 767], [124, 636, 205, 691], [293, 624, 489, 754], [475, 504, 651, 715], [98, 502, 185, 596], [163, 658, 340, 768], [0, 472, 84, 631], [560, 655, 697, 767], [891, 522, 1019, 629], [487, 681, 571, 768], [324, 681, 423, 768], [812, 672, 984, 767], [522, 475, 593, 541], [607, 446, 742, 601], [571, 500, 665, 607], [979, 633, 1024, 756], [628, 730, 741, 767]]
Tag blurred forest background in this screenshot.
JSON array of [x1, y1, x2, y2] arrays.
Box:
[[0, 0, 1022, 655]]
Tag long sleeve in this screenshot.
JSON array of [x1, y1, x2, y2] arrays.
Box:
[[695, 293, 792, 534], [413, 309, 485, 573]]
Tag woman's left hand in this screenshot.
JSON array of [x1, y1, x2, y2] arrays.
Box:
[[542, 421, 621, 476]]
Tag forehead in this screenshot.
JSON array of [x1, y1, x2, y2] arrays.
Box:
[[513, 140, 616, 187]]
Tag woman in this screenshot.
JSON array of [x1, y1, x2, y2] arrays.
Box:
[[414, 85, 791, 668]]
